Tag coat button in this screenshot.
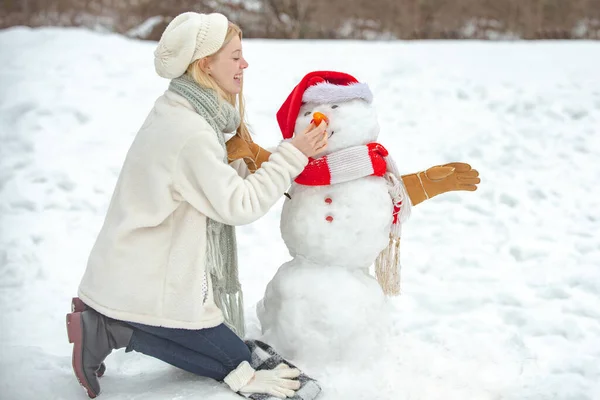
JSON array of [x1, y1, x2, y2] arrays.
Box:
[[326, 216, 334, 222], [325, 197, 332, 204]]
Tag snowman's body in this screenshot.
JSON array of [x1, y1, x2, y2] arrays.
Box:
[[281, 177, 392, 269], [258, 95, 397, 363]]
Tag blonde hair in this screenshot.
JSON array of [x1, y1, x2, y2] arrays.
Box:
[[186, 22, 252, 143]]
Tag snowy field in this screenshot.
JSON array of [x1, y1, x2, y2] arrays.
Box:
[[1, 26, 599, 400]]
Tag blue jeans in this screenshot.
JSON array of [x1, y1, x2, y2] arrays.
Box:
[[125, 322, 251, 381]]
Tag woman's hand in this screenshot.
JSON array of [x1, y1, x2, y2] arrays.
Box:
[[290, 121, 328, 158]]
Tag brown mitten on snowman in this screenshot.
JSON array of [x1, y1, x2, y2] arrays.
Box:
[[401, 162, 480, 206]]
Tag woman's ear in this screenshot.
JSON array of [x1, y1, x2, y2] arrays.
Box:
[[199, 57, 211, 75]]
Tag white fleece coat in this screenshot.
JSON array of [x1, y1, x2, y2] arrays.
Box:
[[78, 90, 308, 329]]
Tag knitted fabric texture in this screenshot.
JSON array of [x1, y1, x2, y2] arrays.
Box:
[[294, 143, 387, 186], [375, 156, 412, 296], [154, 12, 228, 79], [169, 74, 246, 337]]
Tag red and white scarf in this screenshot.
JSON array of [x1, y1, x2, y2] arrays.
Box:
[[294, 143, 412, 296]]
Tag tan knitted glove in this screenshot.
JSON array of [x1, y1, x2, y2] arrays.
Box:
[[401, 162, 480, 206], [226, 134, 272, 173]]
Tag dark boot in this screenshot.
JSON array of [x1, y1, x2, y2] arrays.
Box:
[[66, 309, 133, 398], [71, 298, 106, 378], [71, 297, 89, 313]]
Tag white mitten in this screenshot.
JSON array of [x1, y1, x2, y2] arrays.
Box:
[[225, 361, 301, 399]]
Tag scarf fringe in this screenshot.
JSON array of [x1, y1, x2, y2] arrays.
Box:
[[375, 157, 412, 296], [207, 224, 245, 336], [214, 286, 246, 338], [375, 234, 402, 296]]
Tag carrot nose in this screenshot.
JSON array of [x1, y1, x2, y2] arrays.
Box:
[[311, 112, 329, 126]]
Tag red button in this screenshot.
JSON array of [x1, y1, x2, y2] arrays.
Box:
[[326, 216, 333, 222], [325, 198, 332, 204]]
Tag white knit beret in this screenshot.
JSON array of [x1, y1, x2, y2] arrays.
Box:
[[154, 12, 229, 79]]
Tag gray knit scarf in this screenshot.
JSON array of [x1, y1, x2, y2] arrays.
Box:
[[169, 74, 245, 338]]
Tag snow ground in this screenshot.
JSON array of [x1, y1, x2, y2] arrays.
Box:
[[1, 26, 599, 399]]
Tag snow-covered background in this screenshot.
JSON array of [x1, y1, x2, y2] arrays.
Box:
[[1, 26, 600, 399]]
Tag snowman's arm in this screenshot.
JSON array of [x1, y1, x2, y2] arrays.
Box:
[[400, 163, 480, 206], [400, 173, 429, 206]]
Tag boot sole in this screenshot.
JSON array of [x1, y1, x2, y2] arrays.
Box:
[[66, 312, 99, 398], [71, 298, 106, 378]]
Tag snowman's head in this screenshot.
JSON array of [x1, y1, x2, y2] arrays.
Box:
[[277, 71, 380, 156], [294, 98, 380, 156]]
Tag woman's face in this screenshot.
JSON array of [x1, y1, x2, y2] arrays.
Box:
[[208, 35, 248, 95]]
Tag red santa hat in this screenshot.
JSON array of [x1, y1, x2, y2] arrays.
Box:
[[276, 71, 373, 139]]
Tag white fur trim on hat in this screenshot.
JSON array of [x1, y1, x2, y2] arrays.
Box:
[[302, 82, 373, 104], [154, 12, 229, 79]]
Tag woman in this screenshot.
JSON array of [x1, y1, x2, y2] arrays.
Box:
[[66, 12, 330, 399]]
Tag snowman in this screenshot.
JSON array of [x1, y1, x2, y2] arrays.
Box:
[[255, 71, 480, 365], [256, 71, 413, 364]]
